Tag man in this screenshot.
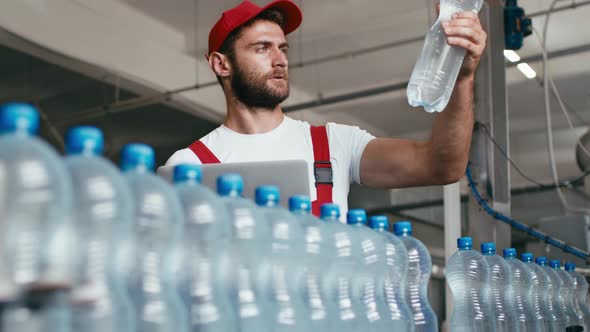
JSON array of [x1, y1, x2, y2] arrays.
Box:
[[165, 0, 487, 215]]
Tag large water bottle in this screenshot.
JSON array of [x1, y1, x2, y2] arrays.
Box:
[[216, 174, 272, 332], [120, 143, 187, 332], [565, 263, 590, 331], [0, 103, 76, 332], [480, 242, 518, 332], [525, 255, 560, 331], [319, 203, 369, 331], [394, 221, 438, 331], [407, 0, 484, 113], [537, 256, 569, 330], [519, 253, 546, 331], [64, 126, 134, 332], [550, 260, 583, 330], [173, 164, 237, 332], [503, 248, 543, 332], [446, 237, 493, 332], [368, 215, 413, 332], [255, 186, 311, 332], [346, 210, 390, 332], [288, 195, 332, 331]]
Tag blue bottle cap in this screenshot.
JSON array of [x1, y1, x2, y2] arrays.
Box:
[[120, 143, 155, 172], [173, 164, 202, 184], [393, 221, 412, 236], [0, 102, 40, 135], [503, 248, 517, 259], [320, 203, 340, 220], [481, 242, 496, 255], [217, 173, 244, 197], [368, 215, 389, 230], [521, 253, 534, 263], [65, 126, 104, 156], [565, 263, 576, 272], [255, 185, 280, 207], [346, 209, 367, 225], [457, 237, 473, 250], [289, 195, 311, 213], [535, 256, 548, 266], [550, 260, 561, 269]]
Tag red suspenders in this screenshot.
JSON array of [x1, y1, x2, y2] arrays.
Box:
[[187, 126, 333, 217]]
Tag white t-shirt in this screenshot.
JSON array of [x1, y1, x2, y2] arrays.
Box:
[[164, 115, 376, 216]]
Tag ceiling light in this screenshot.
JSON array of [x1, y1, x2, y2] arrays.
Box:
[[517, 63, 537, 79], [503, 50, 521, 63]]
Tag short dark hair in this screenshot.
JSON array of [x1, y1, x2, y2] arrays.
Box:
[[214, 8, 286, 86]]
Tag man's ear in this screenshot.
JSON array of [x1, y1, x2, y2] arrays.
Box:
[[208, 52, 231, 78]]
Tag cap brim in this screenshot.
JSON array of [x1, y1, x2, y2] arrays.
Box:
[[262, 0, 303, 35]]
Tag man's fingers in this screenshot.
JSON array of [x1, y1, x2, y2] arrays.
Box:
[[443, 26, 483, 45]]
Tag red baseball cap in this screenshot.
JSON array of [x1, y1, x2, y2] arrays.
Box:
[[208, 0, 302, 55]]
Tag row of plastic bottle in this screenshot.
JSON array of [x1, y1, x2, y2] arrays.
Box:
[[0, 102, 439, 331], [447, 236, 590, 332]]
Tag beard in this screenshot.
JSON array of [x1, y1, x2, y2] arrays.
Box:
[[230, 61, 289, 109]]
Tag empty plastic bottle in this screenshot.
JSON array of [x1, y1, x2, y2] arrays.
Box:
[[407, 0, 485, 113], [215, 174, 272, 332], [503, 248, 543, 332], [288, 195, 332, 331], [121, 143, 187, 332], [368, 215, 413, 332], [537, 256, 569, 331], [519, 253, 546, 332], [173, 164, 237, 332], [319, 203, 369, 332], [565, 263, 590, 331], [255, 186, 311, 332], [446, 237, 493, 332], [346, 210, 390, 332], [480, 242, 519, 332], [551, 260, 583, 330], [64, 126, 134, 332], [394, 221, 438, 331], [525, 255, 560, 332], [0, 103, 76, 332]]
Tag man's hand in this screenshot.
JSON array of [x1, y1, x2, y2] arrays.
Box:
[[438, 5, 487, 79]]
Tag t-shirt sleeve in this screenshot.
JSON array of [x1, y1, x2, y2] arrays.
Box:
[[326, 122, 376, 184], [163, 148, 202, 167]]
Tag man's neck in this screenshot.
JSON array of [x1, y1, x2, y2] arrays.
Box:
[[223, 97, 285, 134]]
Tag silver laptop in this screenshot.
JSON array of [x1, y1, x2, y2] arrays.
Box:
[[157, 160, 310, 208]]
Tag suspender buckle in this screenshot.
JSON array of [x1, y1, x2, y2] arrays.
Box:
[[314, 161, 333, 186]]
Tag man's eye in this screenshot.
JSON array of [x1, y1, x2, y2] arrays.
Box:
[[257, 46, 268, 52], [281, 48, 289, 54]]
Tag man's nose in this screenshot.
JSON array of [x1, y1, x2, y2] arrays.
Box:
[[271, 48, 288, 68]]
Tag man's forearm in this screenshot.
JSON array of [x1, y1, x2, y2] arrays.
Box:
[[428, 75, 475, 182]]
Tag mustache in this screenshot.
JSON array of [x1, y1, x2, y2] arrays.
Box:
[[267, 69, 288, 80]]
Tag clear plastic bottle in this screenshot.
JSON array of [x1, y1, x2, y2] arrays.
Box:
[[407, 0, 485, 113], [255, 186, 311, 332], [346, 210, 390, 332], [368, 215, 413, 332], [288, 195, 332, 331], [64, 126, 134, 332], [480, 242, 519, 332], [446, 237, 493, 332], [216, 174, 272, 332], [519, 253, 546, 331], [550, 260, 583, 330], [121, 143, 188, 332], [394, 221, 438, 331], [0, 102, 76, 332], [319, 203, 369, 331], [537, 257, 568, 330], [173, 164, 237, 332], [525, 255, 560, 332], [503, 248, 543, 332], [565, 263, 590, 331]]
